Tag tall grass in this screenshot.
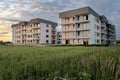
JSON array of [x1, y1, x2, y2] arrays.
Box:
[[0, 46, 120, 80]]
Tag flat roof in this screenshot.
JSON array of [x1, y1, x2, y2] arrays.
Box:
[[59, 6, 100, 18], [12, 18, 58, 27]]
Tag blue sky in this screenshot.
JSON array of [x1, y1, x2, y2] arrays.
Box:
[[0, 0, 120, 41]]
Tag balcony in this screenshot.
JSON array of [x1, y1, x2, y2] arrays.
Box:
[[33, 27, 40, 29], [33, 31, 40, 34], [61, 21, 75, 26], [101, 24, 106, 28], [33, 37, 40, 40], [75, 28, 90, 31], [101, 30, 106, 34], [76, 34, 89, 38], [22, 38, 27, 40], [101, 37, 106, 40], [62, 29, 75, 32], [75, 20, 90, 24]]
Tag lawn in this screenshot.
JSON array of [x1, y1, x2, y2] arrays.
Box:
[[0, 46, 120, 80]]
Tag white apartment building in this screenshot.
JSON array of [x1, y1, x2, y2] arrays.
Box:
[[59, 7, 116, 45], [11, 18, 57, 45]]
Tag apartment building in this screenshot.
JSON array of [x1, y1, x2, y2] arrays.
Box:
[[100, 16, 116, 45], [59, 7, 116, 45], [11, 18, 57, 45]]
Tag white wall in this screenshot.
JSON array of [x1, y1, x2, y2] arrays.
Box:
[[40, 23, 47, 44], [89, 14, 101, 45]]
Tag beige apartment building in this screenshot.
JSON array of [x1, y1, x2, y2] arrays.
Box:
[[11, 18, 57, 45], [59, 7, 116, 45]]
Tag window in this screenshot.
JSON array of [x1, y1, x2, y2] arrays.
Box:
[[97, 33, 100, 36], [78, 24, 80, 28], [96, 18, 100, 23], [28, 35, 32, 38], [73, 17, 75, 20], [29, 30, 32, 33], [52, 36, 55, 39], [46, 24, 49, 27], [77, 16, 79, 20], [52, 27, 56, 30], [97, 40, 100, 43], [96, 26, 100, 30], [46, 40, 49, 43], [78, 31, 80, 36], [68, 18, 69, 23], [65, 18, 69, 23], [46, 35, 49, 38], [85, 15, 88, 20], [81, 24, 83, 29], [52, 31, 55, 34], [46, 29, 49, 32], [52, 41, 55, 44]]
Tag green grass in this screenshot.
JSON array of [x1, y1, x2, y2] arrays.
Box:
[[0, 46, 120, 80]]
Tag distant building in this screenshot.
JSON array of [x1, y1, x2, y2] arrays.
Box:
[[0, 40, 3, 43], [11, 18, 57, 46], [0, 40, 3, 44], [56, 31, 62, 45], [100, 16, 116, 45], [59, 7, 116, 45]]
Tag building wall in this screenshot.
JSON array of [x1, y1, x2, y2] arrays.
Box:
[[40, 23, 47, 44], [40, 23, 56, 45], [89, 14, 101, 45]]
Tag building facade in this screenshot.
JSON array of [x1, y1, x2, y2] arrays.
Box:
[[12, 18, 57, 45], [59, 7, 116, 45]]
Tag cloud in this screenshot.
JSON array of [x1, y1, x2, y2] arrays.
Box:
[[0, 0, 120, 41], [81, 0, 120, 40]]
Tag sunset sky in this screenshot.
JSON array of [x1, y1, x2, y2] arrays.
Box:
[[0, 0, 120, 41]]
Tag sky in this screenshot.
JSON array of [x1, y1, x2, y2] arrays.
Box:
[[0, 0, 120, 41]]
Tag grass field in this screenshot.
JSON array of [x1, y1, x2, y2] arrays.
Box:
[[0, 46, 120, 80]]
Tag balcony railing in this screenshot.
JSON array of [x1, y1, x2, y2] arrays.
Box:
[[75, 28, 90, 31], [75, 20, 90, 23], [61, 21, 75, 25]]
